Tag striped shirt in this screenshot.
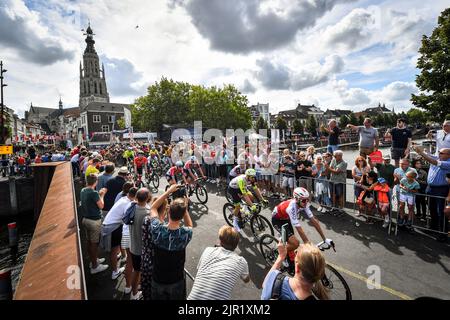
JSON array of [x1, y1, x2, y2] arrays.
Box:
[[188, 247, 249, 300]]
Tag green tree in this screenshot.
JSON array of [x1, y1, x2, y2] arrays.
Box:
[[339, 115, 349, 128], [0, 111, 12, 144], [411, 9, 450, 121], [358, 114, 365, 125], [254, 116, 268, 131], [305, 115, 317, 134], [292, 119, 304, 135], [131, 77, 251, 132], [116, 118, 126, 130], [407, 108, 426, 125], [374, 113, 385, 127], [275, 117, 288, 140], [348, 113, 358, 125]]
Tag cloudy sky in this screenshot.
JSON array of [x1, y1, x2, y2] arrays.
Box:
[[1, 0, 448, 117]]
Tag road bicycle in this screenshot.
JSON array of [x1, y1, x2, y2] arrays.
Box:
[[146, 168, 160, 190], [223, 201, 273, 240], [259, 231, 352, 300]]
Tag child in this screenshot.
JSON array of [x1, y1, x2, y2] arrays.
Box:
[[356, 171, 378, 224], [399, 171, 420, 227], [373, 178, 391, 228]]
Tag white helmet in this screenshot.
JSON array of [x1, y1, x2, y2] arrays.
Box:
[[293, 187, 309, 203]]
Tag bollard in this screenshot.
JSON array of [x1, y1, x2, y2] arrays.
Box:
[[8, 222, 18, 248], [0, 269, 13, 300]]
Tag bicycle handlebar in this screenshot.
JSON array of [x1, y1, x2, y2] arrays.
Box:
[[317, 240, 336, 252]]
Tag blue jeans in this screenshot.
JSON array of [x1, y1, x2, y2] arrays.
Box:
[[327, 145, 338, 154]]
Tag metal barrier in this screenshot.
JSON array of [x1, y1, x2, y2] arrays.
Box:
[[294, 175, 449, 238]]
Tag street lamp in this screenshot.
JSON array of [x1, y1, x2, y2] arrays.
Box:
[[0, 61, 8, 145]]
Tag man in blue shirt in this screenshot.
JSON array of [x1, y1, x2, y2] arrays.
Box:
[[413, 146, 450, 242]]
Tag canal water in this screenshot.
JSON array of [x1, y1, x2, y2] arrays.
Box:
[[0, 214, 35, 295]]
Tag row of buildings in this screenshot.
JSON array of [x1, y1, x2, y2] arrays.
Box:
[[248, 102, 395, 130], [5, 24, 130, 146]]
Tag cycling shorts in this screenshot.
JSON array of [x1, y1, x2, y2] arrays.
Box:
[[272, 218, 295, 240]]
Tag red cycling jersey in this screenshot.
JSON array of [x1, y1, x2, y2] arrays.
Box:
[[134, 156, 148, 168]]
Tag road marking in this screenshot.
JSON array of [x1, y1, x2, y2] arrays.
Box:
[[326, 262, 413, 300]]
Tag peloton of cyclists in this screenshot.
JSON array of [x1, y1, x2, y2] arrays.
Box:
[[271, 187, 333, 270], [227, 168, 268, 232]]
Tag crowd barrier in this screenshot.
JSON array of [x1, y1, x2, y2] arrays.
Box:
[[294, 176, 448, 238]]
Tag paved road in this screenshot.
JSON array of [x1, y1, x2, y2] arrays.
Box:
[[80, 178, 450, 300]]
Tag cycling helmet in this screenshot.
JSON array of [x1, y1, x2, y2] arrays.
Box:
[[190, 156, 196, 162], [245, 168, 257, 177], [293, 187, 309, 205], [175, 161, 184, 168]]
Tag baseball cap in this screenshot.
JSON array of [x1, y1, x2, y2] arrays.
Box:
[[382, 154, 391, 160], [118, 166, 129, 174], [378, 178, 387, 184]]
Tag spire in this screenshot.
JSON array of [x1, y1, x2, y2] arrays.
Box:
[[79, 61, 82, 77], [83, 22, 96, 54]]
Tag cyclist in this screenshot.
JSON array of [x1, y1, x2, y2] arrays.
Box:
[[228, 168, 268, 231], [166, 161, 189, 199], [134, 150, 148, 177], [149, 145, 160, 162], [272, 187, 332, 267], [123, 147, 135, 168], [184, 156, 206, 185]]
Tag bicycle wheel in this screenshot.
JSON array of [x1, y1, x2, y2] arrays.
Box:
[[151, 174, 160, 189], [250, 215, 274, 240], [322, 264, 352, 300], [225, 189, 233, 204], [136, 180, 144, 189], [195, 185, 208, 204], [223, 203, 235, 227], [259, 234, 279, 266]]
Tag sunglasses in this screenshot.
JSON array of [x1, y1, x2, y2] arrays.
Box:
[[300, 199, 308, 203]]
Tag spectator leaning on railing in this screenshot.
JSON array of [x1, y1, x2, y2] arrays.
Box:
[[413, 146, 450, 242], [347, 118, 379, 159], [188, 226, 250, 300]]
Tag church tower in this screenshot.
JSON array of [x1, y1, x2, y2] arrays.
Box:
[[79, 23, 110, 108]]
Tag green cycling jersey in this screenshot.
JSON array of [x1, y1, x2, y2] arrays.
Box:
[[229, 174, 257, 195], [123, 150, 135, 159]]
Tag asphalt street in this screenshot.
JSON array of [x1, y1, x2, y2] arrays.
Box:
[[80, 178, 450, 300]]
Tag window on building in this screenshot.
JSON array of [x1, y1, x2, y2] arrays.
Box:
[[99, 83, 102, 94], [101, 125, 109, 132], [84, 82, 87, 94], [88, 81, 91, 94], [94, 82, 98, 94], [93, 115, 101, 123], [108, 115, 115, 123], [82, 116, 86, 124]]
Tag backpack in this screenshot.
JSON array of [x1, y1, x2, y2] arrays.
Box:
[[122, 202, 137, 225], [270, 272, 286, 300]]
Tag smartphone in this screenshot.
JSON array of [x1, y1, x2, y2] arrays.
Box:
[[281, 223, 288, 245]]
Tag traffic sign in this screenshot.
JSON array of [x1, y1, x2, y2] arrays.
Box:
[[0, 145, 13, 155]]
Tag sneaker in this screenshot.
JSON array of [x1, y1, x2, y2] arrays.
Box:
[[89, 258, 106, 268], [317, 206, 323, 212], [382, 221, 390, 228], [130, 291, 143, 300], [233, 217, 242, 232], [112, 266, 125, 280], [90, 264, 108, 275], [355, 212, 361, 217], [123, 286, 132, 294]]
